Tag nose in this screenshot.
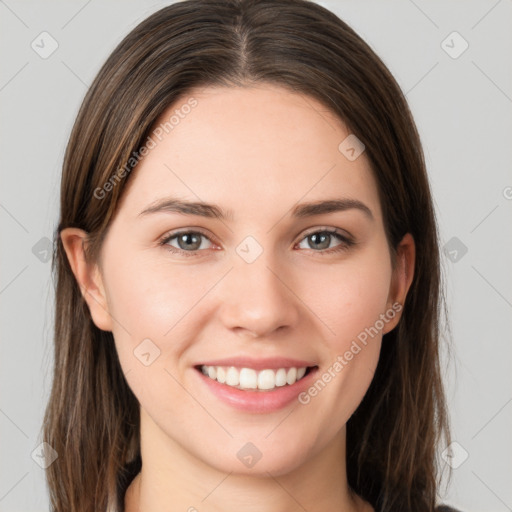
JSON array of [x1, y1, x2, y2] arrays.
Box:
[[218, 252, 301, 339]]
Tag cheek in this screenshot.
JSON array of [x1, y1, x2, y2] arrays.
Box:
[[102, 251, 224, 384], [297, 244, 393, 349], [292, 245, 391, 419], [102, 254, 206, 418], [104, 250, 212, 335]]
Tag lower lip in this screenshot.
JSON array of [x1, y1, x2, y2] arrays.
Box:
[[195, 367, 318, 413]]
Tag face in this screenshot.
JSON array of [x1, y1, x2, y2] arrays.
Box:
[[69, 84, 413, 476]]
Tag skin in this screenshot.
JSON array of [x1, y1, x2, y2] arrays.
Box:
[[61, 84, 415, 512]]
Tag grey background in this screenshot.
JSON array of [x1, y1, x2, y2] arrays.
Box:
[[1, 0, 511, 510]]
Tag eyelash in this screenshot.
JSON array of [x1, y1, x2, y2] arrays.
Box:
[[158, 228, 355, 258]]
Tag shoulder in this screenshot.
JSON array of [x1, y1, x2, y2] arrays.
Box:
[[436, 506, 463, 512]]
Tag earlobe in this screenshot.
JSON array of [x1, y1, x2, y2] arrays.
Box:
[[60, 227, 113, 332], [383, 233, 415, 334]]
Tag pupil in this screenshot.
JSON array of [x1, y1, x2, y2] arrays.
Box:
[[310, 232, 330, 250], [179, 233, 200, 250]]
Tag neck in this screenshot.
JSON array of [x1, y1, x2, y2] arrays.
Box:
[[125, 408, 370, 512]]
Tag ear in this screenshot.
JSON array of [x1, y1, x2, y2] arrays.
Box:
[[382, 232, 415, 335], [60, 227, 113, 332]]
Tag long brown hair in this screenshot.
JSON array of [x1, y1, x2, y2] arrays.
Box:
[[43, 1, 452, 511]]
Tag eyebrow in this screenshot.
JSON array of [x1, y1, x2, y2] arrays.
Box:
[[292, 198, 373, 221], [138, 197, 374, 221], [138, 198, 234, 220]]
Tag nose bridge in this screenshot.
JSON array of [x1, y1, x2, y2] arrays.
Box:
[[218, 242, 300, 337]]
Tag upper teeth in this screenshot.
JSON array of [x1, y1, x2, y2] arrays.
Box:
[[200, 365, 308, 391]]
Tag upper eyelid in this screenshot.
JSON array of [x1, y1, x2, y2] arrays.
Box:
[[160, 227, 218, 246], [299, 226, 352, 239]]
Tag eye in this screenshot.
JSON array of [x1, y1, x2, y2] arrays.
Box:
[[159, 230, 216, 257], [296, 229, 354, 254], [158, 228, 355, 258]]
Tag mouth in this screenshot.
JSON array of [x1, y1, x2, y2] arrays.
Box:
[[193, 358, 320, 413], [194, 364, 318, 392]]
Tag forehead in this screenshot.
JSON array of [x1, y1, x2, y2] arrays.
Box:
[[116, 84, 382, 224]]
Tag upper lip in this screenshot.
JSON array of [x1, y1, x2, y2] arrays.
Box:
[[195, 357, 317, 371]]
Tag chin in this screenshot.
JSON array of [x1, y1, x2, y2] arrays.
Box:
[[192, 435, 319, 477]]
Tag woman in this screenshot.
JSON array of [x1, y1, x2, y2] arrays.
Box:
[[43, 1, 458, 511]]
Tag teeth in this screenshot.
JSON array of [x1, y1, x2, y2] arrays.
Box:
[[240, 368, 258, 389], [200, 365, 310, 391], [258, 369, 276, 390], [286, 367, 297, 385], [275, 368, 287, 387], [216, 366, 226, 383], [226, 367, 239, 386]]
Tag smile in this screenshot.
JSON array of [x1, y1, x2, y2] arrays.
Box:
[[198, 365, 313, 391]]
